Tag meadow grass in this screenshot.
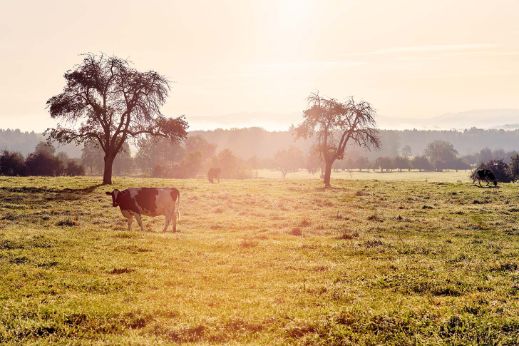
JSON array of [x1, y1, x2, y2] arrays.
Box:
[[0, 176, 517, 345], [257, 169, 471, 183]]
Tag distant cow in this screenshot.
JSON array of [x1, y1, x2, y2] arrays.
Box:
[[208, 168, 221, 183], [473, 169, 497, 187], [106, 188, 180, 232]]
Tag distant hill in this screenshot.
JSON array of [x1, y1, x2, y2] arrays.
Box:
[[0, 129, 81, 158], [377, 109, 519, 130], [432, 109, 519, 130]]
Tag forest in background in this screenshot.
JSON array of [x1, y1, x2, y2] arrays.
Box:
[[2, 127, 519, 178], [191, 127, 519, 161], [2, 127, 519, 160]]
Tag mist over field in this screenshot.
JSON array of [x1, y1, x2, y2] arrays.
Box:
[[4, 126, 519, 159]]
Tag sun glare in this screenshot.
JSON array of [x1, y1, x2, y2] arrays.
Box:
[[276, 0, 312, 29]]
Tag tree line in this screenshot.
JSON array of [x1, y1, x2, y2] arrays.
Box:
[[4, 127, 519, 163], [268, 140, 519, 178], [2, 136, 517, 180], [0, 142, 84, 176], [80, 135, 252, 179], [2, 137, 517, 180]]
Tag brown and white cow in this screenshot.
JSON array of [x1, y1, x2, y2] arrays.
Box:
[[106, 188, 180, 232]]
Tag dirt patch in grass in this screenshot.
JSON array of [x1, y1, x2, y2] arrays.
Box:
[[109, 268, 135, 275], [336, 231, 359, 240], [492, 262, 518, 272], [56, 218, 79, 227], [299, 218, 311, 227], [364, 239, 384, 248], [367, 214, 384, 222], [289, 227, 303, 236], [239, 239, 258, 248], [9, 256, 29, 264], [168, 325, 206, 343]]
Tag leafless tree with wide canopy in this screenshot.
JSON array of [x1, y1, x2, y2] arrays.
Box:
[[295, 92, 380, 187], [46, 53, 188, 184]]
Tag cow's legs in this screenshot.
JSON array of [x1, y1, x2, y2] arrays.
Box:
[[127, 215, 133, 231], [121, 210, 133, 231], [135, 214, 144, 231], [171, 207, 177, 233], [162, 215, 171, 232], [172, 210, 177, 233]]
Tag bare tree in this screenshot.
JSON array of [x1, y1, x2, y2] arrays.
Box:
[[295, 92, 380, 187], [46, 53, 188, 184]]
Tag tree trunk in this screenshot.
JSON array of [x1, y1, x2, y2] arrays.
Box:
[[103, 154, 114, 185], [323, 160, 333, 188]]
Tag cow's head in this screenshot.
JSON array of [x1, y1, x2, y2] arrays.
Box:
[[105, 189, 120, 207]]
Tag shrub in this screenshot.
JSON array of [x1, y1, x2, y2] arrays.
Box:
[[0, 150, 25, 176], [472, 160, 514, 183], [25, 152, 63, 176], [65, 160, 85, 176]]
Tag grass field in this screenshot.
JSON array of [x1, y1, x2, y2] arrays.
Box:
[[258, 169, 472, 183], [0, 176, 518, 344]]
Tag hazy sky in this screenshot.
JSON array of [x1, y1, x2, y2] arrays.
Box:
[[1, 0, 518, 131]]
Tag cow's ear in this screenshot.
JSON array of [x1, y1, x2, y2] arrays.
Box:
[[105, 191, 112, 195]]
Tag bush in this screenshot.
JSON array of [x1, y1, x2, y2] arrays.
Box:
[[472, 160, 514, 183], [411, 156, 433, 171], [25, 152, 63, 176], [0, 143, 85, 177], [65, 160, 85, 176], [0, 150, 26, 176]]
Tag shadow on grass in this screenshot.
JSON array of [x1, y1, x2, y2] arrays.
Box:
[[314, 186, 350, 192], [473, 184, 500, 189], [0, 184, 104, 195]]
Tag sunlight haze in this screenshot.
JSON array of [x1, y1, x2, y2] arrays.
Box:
[[1, 0, 518, 131]]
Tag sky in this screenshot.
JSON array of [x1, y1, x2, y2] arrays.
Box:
[[0, 0, 518, 132]]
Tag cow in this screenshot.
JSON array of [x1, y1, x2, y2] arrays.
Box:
[[472, 169, 497, 187], [208, 167, 221, 183], [106, 188, 180, 232]]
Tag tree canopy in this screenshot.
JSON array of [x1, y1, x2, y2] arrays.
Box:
[[46, 53, 188, 184], [295, 92, 380, 187]]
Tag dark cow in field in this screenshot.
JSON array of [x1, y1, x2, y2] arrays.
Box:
[[106, 188, 180, 232], [208, 167, 221, 183], [472, 169, 497, 187]]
